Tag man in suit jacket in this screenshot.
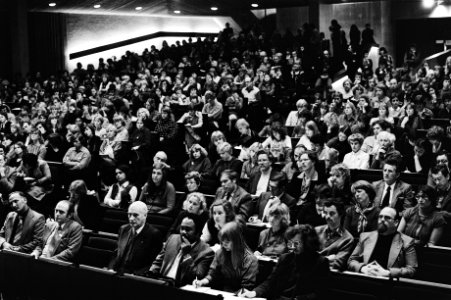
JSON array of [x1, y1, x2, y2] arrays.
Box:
[[253, 172, 295, 221], [149, 213, 214, 286], [316, 200, 354, 271], [373, 158, 414, 213], [32, 200, 82, 262], [432, 164, 451, 246], [0, 191, 44, 253], [247, 150, 278, 196], [348, 207, 417, 278], [109, 201, 163, 275], [215, 169, 252, 221]]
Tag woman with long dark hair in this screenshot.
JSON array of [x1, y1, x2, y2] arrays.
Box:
[[138, 162, 176, 215], [195, 221, 258, 293]]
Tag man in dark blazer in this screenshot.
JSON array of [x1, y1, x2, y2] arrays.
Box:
[[32, 200, 83, 262], [109, 201, 163, 275], [149, 213, 214, 286], [373, 158, 414, 213], [0, 191, 44, 253], [253, 172, 295, 221], [215, 169, 252, 221], [247, 150, 278, 196], [348, 207, 417, 278], [431, 164, 451, 246]]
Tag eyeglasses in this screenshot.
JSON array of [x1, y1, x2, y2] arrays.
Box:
[[287, 240, 302, 248]]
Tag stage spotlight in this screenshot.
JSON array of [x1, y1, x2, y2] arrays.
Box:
[[423, 0, 435, 8]]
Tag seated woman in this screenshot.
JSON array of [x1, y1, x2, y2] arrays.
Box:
[[201, 199, 236, 247], [182, 144, 212, 175], [262, 125, 292, 163], [240, 142, 261, 180], [168, 192, 209, 236], [236, 118, 258, 149], [327, 163, 353, 207], [344, 180, 381, 238], [103, 165, 138, 209], [398, 185, 446, 246], [138, 162, 176, 215], [195, 221, 258, 293], [99, 124, 122, 186], [404, 138, 432, 175], [177, 103, 203, 148], [255, 203, 290, 257], [112, 115, 129, 142], [296, 120, 320, 150], [240, 224, 330, 300], [26, 128, 47, 159], [342, 133, 370, 170], [6, 141, 26, 167], [208, 130, 227, 164], [68, 179, 103, 231]]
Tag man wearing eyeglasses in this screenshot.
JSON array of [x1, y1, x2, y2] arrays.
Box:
[[348, 207, 417, 278]]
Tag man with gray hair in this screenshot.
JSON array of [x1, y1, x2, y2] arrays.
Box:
[[371, 131, 402, 169], [109, 201, 163, 275]]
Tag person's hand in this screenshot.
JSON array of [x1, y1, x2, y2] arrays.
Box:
[[193, 278, 208, 288], [31, 250, 40, 259], [376, 148, 386, 160], [370, 265, 390, 277], [239, 289, 257, 298], [132, 146, 139, 150], [253, 250, 262, 257], [2, 242, 13, 250]]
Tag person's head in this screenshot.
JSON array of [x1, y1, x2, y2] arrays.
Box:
[[268, 203, 290, 231], [235, 118, 250, 135], [115, 165, 129, 184], [344, 102, 356, 117], [269, 172, 288, 197], [29, 129, 41, 143], [68, 180, 88, 203], [431, 164, 450, 191], [270, 126, 287, 141], [189, 144, 208, 160], [54, 200, 74, 225], [285, 224, 320, 255], [378, 103, 389, 117], [153, 151, 167, 164], [8, 191, 28, 213], [127, 201, 148, 230], [211, 130, 226, 146], [220, 169, 238, 193], [22, 153, 38, 169], [329, 164, 350, 189], [185, 171, 201, 192], [377, 131, 395, 149], [377, 207, 400, 236], [310, 134, 326, 154], [324, 148, 340, 170], [113, 115, 126, 129], [305, 121, 319, 138], [338, 125, 351, 142], [297, 151, 318, 173], [106, 124, 117, 140], [348, 133, 364, 153], [256, 150, 272, 172], [372, 121, 383, 137], [323, 200, 345, 230], [180, 214, 203, 243], [151, 162, 167, 186], [436, 151, 450, 168], [183, 192, 207, 214], [351, 180, 376, 207], [210, 199, 235, 228], [218, 221, 245, 254], [415, 185, 438, 210], [71, 134, 86, 150], [382, 158, 401, 185], [217, 142, 233, 161], [427, 126, 445, 149], [13, 142, 26, 155]]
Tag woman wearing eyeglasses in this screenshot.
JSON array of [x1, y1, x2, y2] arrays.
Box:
[[398, 185, 446, 246], [239, 224, 330, 299]]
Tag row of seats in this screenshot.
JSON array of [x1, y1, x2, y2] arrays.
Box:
[[2, 248, 451, 300]]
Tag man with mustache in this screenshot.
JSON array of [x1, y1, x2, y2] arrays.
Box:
[[347, 207, 417, 278], [148, 214, 213, 286]]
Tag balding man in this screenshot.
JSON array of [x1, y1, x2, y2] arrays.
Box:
[[109, 201, 163, 275], [32, 200, 83, 262], [0, 192, 44, 253], [347, 207, 417, 278]]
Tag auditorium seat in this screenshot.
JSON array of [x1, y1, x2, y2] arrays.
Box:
[[30, 257, 72, 300], [423, 118, 450, 129], [416, 245, 451, 284], [392, 278, 451, 300], [78, 234, 117, 268], [47, 160, 65, 190], [1, 250, 32, 297], [68, 264, 118, 300], [244, 224, 266, 251]]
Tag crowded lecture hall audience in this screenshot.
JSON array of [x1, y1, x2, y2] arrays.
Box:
[[1, 19, 451, 299]]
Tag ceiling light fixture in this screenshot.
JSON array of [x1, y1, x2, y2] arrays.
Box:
[[423, 0, 436, 8], [210, 6, 218, 11], [251, 3, 259, 8], [174, 10, 181, 14], [93, 4, 101, 8], [135, 6, 143, 10], [48, 2, 56, 7]]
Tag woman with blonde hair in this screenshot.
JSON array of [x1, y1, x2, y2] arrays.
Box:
[[167, 192, 209, 236]]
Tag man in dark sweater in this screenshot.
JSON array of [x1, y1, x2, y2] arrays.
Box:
[[347, 207, 417, 278]]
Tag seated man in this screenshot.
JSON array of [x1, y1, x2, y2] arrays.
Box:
[[215, 169, 252, 222], [315, 200, 354, 270], [103, 165, 138, 209], [211, 142, 243, 179], [373, 158, 414, 213], [347, 207, 417, 278], [149, 213, 214, 286], [109, 201, 163, 275], [62, 134, 92, 184], [431, 164, 451, 246], [32, 200, 82, 262], [252, 172, 295, 222], [0, 191, 44, 253], [371, 131, 402, 169], [247, 150, 278, 197]]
